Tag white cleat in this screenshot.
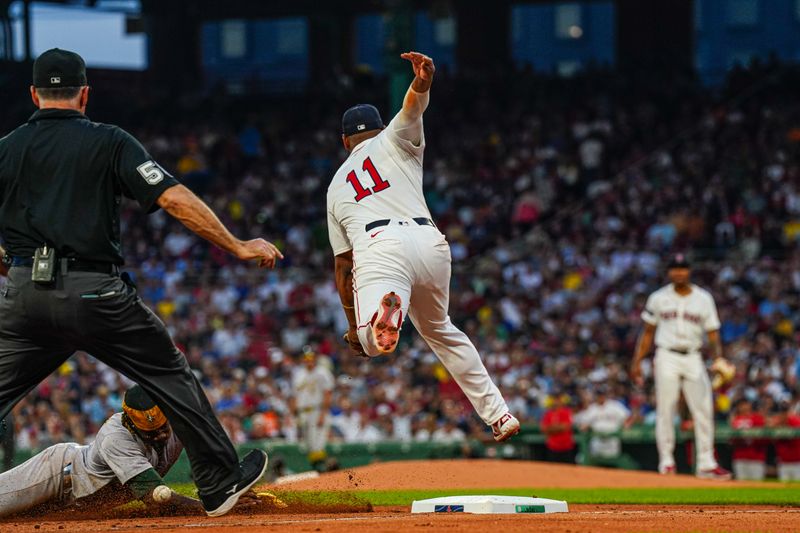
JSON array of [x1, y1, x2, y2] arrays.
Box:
[[491, 413, 520, 442], [372, 292, 403, 354], [696, 466, 732, 481]]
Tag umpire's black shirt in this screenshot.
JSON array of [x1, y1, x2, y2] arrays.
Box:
[[0, 108, 179, 264]]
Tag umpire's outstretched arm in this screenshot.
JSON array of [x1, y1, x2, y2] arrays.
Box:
[[156, 184, 283, 268]]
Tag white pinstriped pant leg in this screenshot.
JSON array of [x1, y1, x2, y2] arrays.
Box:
[[352, 234, 412, 358], [681, 354, 718, 471], [352, 227, 508, 425], [654, 350, 681, 471], [407, 234, 508, 426]]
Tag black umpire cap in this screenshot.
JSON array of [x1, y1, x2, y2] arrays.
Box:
[[667, 253, 691, 270], [342, 104, 384, 136], [33, 48, 87, 88]]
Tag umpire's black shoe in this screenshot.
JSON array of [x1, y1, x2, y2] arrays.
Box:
[[202, 449, 269, 517]]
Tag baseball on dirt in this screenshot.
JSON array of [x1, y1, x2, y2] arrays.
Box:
[[152, 485, 172, 503]]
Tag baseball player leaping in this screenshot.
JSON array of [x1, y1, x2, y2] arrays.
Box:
[[631, 254, 732, 479], [327, 51, 519, 442]]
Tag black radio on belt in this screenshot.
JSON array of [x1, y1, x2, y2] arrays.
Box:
[[32, 244, 56, 284]]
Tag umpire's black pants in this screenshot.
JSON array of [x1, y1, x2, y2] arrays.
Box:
[[0, 267, 239, 496]]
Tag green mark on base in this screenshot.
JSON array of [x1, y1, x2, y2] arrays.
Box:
[[515, 505, 546, 513]]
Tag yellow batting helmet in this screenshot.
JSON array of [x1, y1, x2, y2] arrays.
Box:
[[122, 385, 167, 432]]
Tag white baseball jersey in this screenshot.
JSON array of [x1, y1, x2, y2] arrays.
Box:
[[576, 400, 630, 434], [641, 284, 721, 351], [326, 115, 431, 256], [292, 365, 335, 411], [576, 399, 630, 459]]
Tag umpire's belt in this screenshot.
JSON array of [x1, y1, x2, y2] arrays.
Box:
[[365, 217, 435, 232], [10, 256, 119, 275]]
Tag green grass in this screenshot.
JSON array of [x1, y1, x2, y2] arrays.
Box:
[[345, 487, 800, 507], [172, 483, 198, 497], [171, 484, 800, 507]]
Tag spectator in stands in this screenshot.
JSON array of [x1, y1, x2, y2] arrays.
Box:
[[730, 399, 767, 480], [329, 397, 362, 443], [413, 413, 438, 442], [84, 385, 120, 430], [540, 391, 575, 463], [431, 418, 467, 443]]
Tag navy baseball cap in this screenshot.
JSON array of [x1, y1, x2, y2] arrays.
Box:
[[342, 104, 384, 136], [667, 253, 691, 269], [33, 48, 87, 88]]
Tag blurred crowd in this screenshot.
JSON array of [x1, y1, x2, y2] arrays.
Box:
[[3, 60, 800, 459]]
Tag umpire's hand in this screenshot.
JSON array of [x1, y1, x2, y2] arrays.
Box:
[[236, 238, 284, 269]]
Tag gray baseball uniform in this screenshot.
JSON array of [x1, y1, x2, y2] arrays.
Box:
[[292, 364, 334, 457], [0, 413, 182, 517]]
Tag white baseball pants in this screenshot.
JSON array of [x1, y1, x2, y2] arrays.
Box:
[[0, 442, 78, 517], [352, 222, 509, 426], [778, 462, 800, 481], [732, 459, 766, 480], [654, 349, 718, 472], [298, 408, 330, 456]]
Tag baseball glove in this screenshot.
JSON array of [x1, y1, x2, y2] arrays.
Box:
[[710, 357, 736, 390]]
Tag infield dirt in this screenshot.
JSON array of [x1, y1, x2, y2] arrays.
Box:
[[4, 460, 797, 532], [273, 458, 769, 490]]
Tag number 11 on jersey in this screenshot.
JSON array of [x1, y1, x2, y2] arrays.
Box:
[[346, 157, 391, 201]]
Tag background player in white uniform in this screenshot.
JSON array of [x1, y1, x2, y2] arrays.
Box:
[[290, 348, 334, 471], [0, 385, 201, 517], [631, 255, 732, 479], [326, 51, 519, 442], [575, 386, 631, 459]]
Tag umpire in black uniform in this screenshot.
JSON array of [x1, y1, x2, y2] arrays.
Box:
[[0, 49, 283, 517]]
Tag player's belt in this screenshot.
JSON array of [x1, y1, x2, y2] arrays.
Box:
[[365, 218, 435, 232], [10, 256, 119, 274], [666, 347, 690, 355], [62, 464, 73, 497]]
